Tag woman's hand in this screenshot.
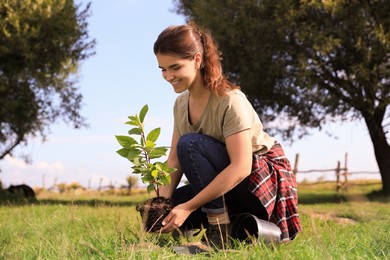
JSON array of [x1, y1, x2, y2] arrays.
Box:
[[160, 203, 193, 233]]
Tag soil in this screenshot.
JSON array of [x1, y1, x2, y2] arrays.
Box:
[[136, 197, 173, 232]]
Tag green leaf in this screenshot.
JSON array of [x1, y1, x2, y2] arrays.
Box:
[[133, 166, 149, 175], [139, 104, 148, 123], [116, 148, 129, 158], [132, 168, 142, 174], [133, 157, 142, 166], [149, 147, 168, 159], [115, 135, 137, 148], [154, 162, 163, 172], [165, 174, 171, 184], [146, 184, 155, 194], [151, 169, 159, 179], [125, 116, 137, 126], [161, 161, 176, 174], [147, 127, 160, 142], [145, 140, 156, 151], [127, 149, 141, 160], [159, 174, 171, 186], [141, 175, 153, 183], [166, 167, 177, 174], [128, 127, 142, 135]]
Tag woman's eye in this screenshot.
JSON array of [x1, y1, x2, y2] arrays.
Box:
[[173, 66, 181, 71]]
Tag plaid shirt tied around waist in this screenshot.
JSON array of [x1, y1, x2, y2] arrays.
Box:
[[248, 142, 301, 241]]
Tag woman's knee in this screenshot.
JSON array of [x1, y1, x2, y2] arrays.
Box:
[[177, 133, 201, 157]]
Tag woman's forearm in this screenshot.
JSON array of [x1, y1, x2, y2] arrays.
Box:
[[184, 163, 251, 211]]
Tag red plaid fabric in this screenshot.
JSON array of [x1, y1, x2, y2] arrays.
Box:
[[248, 142, 301, 241]]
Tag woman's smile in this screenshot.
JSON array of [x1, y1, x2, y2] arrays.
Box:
[[170, 79, 181, 85]]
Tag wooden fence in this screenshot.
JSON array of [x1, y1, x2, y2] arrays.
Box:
[[293, 153, 380, 192]]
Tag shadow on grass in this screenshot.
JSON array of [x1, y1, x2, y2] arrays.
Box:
[[37, 199, 139, 207], [0, 198, 141, 207], [367, 190, 390, 203], [0, 195, 142, 207], [298, 193, 347, 204], [299, 190, 389, 204], [0, 188, 147, 207]]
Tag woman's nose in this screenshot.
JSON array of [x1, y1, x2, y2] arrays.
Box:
[[164, 70, 174, 81]]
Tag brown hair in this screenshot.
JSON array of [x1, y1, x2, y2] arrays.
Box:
[[153, 23, 239, 96]]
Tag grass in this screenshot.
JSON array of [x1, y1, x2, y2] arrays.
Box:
[[0, 180, 389, 259]]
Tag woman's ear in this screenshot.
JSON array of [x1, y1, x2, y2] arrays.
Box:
[[194, 52, 202, 69]]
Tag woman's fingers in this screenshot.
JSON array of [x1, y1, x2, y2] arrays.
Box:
[[162, 213, 172, 226], [160, 204, 192, 233], [161, 212, 176, 232]]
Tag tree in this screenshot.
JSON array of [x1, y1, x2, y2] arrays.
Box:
[[126, 175, 138, 195], [175, 0, 390, 194], [0, 0, 95, 161]]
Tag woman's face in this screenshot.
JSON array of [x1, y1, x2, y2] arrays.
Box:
[[156, 53, 202, 93]]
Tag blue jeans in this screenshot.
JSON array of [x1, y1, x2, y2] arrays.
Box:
[[172, 133, 267, 229]]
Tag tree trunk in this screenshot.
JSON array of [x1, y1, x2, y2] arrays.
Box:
[[364, 116, 390, 195]]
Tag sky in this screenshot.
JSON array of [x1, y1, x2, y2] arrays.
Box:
[[1, 0, 381, 189]]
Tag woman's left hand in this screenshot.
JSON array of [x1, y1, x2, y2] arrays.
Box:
[[160, 203, 192, 233]]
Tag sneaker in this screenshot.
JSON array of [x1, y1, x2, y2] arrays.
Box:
[[203, 223, 230, 249]]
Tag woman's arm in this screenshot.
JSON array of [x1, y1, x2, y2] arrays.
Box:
[[161, 129, 252, 232], [183, 129, 253, 210], [159, 130, 183, 199]]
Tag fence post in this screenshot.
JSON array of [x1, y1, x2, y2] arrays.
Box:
[[336, 161, 341, 192], [98, 178, 103, 191], [344, 153, 349, 191], [293, 153, 299, 175]]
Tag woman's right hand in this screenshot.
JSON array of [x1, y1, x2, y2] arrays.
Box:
[[160, 203, 193, 233]]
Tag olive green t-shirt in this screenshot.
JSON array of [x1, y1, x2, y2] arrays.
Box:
[[173, 89, 276, 154]]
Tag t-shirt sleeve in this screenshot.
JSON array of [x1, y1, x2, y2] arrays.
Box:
[[222, 92, 252, 138]]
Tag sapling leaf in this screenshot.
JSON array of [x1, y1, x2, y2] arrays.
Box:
[[139, 104, 148, 123], [125, 116, 137, 125], [166, 167, 176, 174], [142, 175, 153, 183], [133, 166, 149, 174], [145, 141, 156, 152], [128, 128, 142, 135], [127, 149, 141, 160], [147, 128, 160, 142], [158, 174, 168, 186], [154, 162, 163, 172], [165, 174, 171, 184], [116, 148, 129, 158], [133, 157, 142, 166], [149, 147, 168, 159], [135, 114, 141, 126], [147, 184, 155, 194], [151, 169, 159, 179], [115, 135, 137, 148]]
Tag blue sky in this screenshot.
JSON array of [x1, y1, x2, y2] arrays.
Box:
[[1, 0, 380, 189]]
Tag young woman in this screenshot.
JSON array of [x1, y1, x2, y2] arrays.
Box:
[[154, 24, 301, 247]]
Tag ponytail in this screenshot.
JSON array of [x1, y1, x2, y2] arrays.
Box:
[[197, 27, 238, 96]]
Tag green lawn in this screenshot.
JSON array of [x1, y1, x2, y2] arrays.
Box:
[[0, 181, 389, 259]]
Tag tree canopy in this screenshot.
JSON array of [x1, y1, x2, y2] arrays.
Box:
[[0, 0, 95, 160], [175, 0, 390, 194]]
